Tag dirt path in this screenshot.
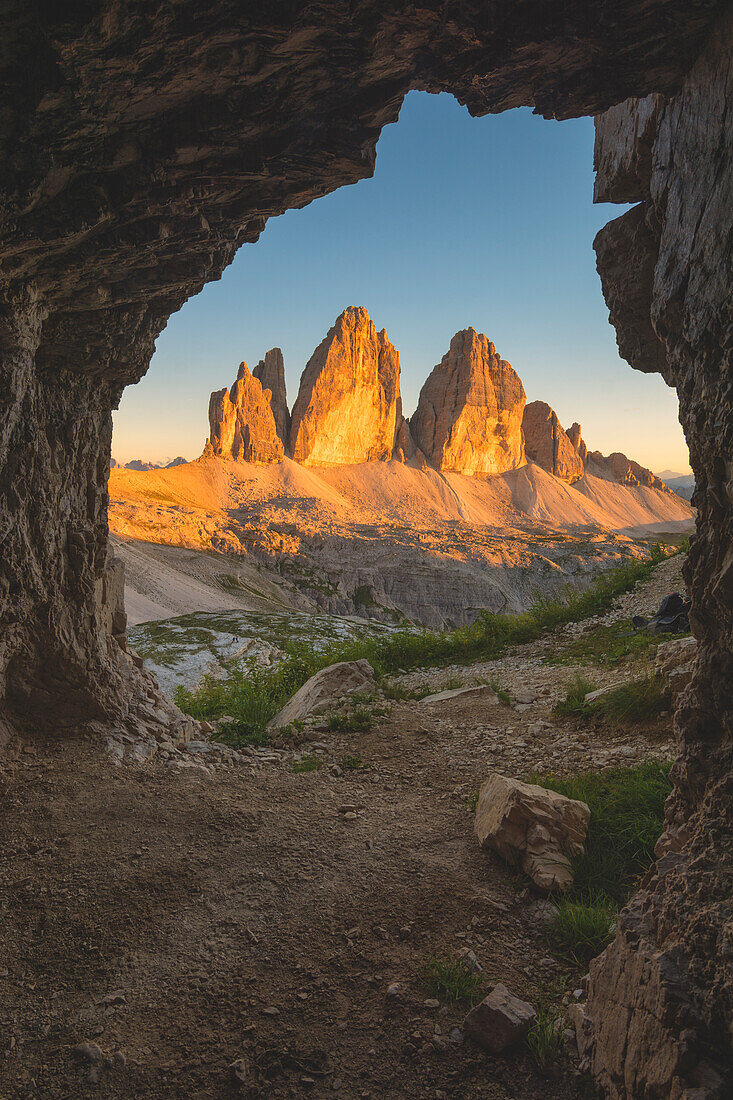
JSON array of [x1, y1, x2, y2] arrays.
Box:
[[0, 558, 685, 1099]]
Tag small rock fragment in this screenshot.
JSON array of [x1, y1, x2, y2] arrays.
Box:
[[462, 983, 536, 1053]]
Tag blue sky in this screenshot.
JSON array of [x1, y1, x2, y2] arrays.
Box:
[[113, 91, 690, 474]]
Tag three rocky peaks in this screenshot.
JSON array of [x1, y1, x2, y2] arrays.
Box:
[[206, 306, 669, 493]]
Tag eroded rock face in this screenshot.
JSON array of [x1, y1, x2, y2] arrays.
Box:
[[522, 401, 585, 483], [253, 348, 290, 449], [208, 362, 284, 463], [566, 422, 587, 462], [586, 449, 672, 493], [411, 329, 526, 475], [290, 307, 402, 466], [584, 10, 733, 1097]]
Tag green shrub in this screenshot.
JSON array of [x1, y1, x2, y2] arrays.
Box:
[[423, 955, 482, 1005], [547, 618, 668, 668], [525, 1001, 565, 1068], [549, 894, 616, 966], [554, 674, 597, 717], [490, 679, 511, 705], [591, 676, 671, 723], [326, 706, 375, 732], [291, 754, 323, 774], [341, 753, 366, 771], [530, 761, 672, 904]]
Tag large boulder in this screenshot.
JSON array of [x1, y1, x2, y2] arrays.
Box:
[[474, 773, 590, 892], [289, 307, 402, 466], [208, 361, 285, 463], [463, 983, 536, 1053], [253, 348, 291, 449], [522, 401, 585, 483], [269, 659, 376, 728], [411, 329, 526, 475]]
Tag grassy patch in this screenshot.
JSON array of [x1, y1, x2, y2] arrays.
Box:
[[531, 761, 672, 905], [176, 545, 678, 735], [546, 618, 667, 668], [382, 682, 426, 701], [490, 679, 511, 705], [341, 753, 367, 771], [554, 675, 671, 725], [326, 705, 378, 732], [549, 894, 616, 966], [591, 676, 671, 723], [554, 674, 597, 717], [525, 1001, 564, 1068], [291, 754, 323, 774], [531, 762, 672, 969], [423, 955, 482, 1005]]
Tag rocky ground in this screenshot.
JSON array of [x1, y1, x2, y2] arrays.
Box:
[[0, 556, 686, 1099]]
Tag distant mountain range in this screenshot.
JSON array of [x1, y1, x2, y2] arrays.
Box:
[[111, 457, 188, 471], [656, 471, 695, 500]]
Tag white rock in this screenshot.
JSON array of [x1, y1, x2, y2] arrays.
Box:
[[269, 660, 375, 728], [474, 773, 590, 892]]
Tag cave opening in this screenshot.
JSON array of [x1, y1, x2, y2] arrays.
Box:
[[0, 4, 730, 1097]]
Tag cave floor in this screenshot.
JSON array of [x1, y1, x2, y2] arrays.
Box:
[[0, 557, 683, 1100]]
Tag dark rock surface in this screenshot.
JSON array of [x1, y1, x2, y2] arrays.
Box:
[[585, 9, 733, 1097], [0, 2, 730, 1095]]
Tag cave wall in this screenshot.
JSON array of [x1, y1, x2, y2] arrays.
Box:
[[0, 2, 731, 1094], [583, 11, 732, 1096]]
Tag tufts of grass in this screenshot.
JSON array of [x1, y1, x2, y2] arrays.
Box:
[[490, 679, 512, 705], [291, 754, 323, 774], [530, 761, 672, 905], [326, 705, 376, 732], [423, 955, 482, 1005], [341, 753, 367, 771], [554, 674, 597, 717], [554, 675, 671, 725], [546, 618, 670, 668], [591, 676, 671, 723], [382, 682, 426, 701], [525, 1001, 565, 1068], [549, 894, 616, 966]]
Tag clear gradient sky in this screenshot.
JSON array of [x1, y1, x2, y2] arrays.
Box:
[[113, 91, 690, 475]]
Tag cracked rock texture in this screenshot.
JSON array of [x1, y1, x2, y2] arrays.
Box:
[[522, 400, 585, 483], [208, 361, 284, 463], [585, 9, 733, 1097], [411, 329, 526, 475], [290, 307, 402, 466], [0, 1, 729, 1094]]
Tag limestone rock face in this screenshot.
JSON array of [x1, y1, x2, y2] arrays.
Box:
[[411, 329, 526, 475], [566, 422, 587, 463], [290, 307, 402, 466], [522, 401, 585, 483], [209, 362, 284, 464], [586, 450, 671, 493], [474, 773, 590, 892], [253, 348, 290, 449], [269, 660, 376, 728]]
